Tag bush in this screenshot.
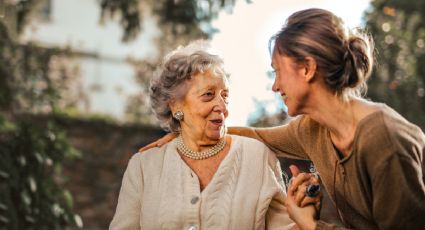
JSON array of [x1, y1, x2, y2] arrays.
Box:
[[0, 116, 82, 229]]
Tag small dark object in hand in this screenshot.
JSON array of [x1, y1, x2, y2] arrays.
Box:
[[305, 184, 320, 197]]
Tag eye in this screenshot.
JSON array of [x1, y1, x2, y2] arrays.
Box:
[[222, 91, 229, 104], [201, 91, 214, 101], [203, 91, 214, 97], [269, 69, 278, 79]]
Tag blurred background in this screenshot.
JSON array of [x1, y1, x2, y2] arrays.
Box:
[[0, 0, 424, 229]]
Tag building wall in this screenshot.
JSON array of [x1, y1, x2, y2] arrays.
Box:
[[21, 0, 160, 120]]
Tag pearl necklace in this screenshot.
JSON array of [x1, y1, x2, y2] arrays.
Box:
[[176, 135, 226, 160]]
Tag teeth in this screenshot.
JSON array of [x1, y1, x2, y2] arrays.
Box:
[[282, 95, 287, 99]]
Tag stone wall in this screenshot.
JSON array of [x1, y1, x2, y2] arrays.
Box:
[[54, 116, 165, 229]]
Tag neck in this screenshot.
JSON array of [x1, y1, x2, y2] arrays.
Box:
[[302, 89, 362, 155], [179, 129, 224, 152]]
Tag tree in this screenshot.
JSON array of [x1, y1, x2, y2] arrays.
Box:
[[99, 0, 244, 124], [365, 0, 425, 130], [0, 0, 244, 228], [0, 2, 82, 228]]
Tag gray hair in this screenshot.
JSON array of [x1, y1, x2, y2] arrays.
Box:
[[149, 41, 227, 132]]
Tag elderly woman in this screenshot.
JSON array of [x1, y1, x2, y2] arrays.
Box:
[[109, 42, 297, 229]]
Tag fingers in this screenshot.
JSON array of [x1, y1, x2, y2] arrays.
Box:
[[294, 183, 307, 206], [310, 173, 320, 184], [284, 188, 296, 213], [294, 182, 322, 206], [288, 172, 311, 196], [288, 171, 322, 210], [300, 196, 320, 208], [161, 132, 177, 145], [315, 201, 322, 214], [138, 142, 158, 153], [289, 165, 301, 177], [138, 133, 178, 153]]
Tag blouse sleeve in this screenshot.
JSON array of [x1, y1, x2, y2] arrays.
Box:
[[371, 152, 425, 229], [369, 115, 425, 229], [265, 149, 295, 230], [229, 116, 309, 160], [109, 154, 143, 230]]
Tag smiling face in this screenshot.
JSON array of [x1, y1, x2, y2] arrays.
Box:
[[271, 52, 311, 116], [172, 69, 229, 143]]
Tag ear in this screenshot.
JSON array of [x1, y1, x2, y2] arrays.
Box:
[[303, 57, 317, 83], [169, 99, 178, 114]]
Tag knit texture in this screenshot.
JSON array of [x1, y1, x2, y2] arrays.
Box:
[[110, 135, 294, 230], [247, 104, 425, 229]]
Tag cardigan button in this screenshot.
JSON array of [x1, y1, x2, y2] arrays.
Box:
[[187, 224, 197, 230], [191, 196, 199, 204]]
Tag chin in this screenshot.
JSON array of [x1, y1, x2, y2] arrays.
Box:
[[286, 105, 301, 117], [287, 111, 296, 117], [207, 129, 225, 140]]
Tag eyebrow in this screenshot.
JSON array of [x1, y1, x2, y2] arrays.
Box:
[[195, 85, 229, 94], [194, 85, 214, 94]]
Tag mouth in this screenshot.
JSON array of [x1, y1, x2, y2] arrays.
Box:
[[210, 119, 224, 126], [281, 93, 287, 100]]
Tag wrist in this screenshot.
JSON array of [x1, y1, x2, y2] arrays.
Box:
[[303, 219, 317, 230]]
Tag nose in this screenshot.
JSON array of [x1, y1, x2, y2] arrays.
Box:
[[272, 79, 279, 92], [213, 96, 228, 113]]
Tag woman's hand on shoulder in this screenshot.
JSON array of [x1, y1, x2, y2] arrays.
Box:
[[138, 132, 178, 153]]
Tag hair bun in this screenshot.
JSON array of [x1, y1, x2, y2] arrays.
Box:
[[343, 32, 374, 89], [271, 9, 374, 99]]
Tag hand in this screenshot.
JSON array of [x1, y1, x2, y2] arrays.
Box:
[[289, 224, 301, 230], [138, 133, 177, 152], [286, 166, 317, 230], [289, 165, 322, 212], [285, 195, 317, 230]]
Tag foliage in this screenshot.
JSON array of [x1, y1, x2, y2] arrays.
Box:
[[123, 58, 157, 124], [365, 0, 425, 130], [1, 0, 245, 227], [0, 117, 82, 229], [100, 0, 240, 42], [100, 0, 248, 124], [0, 1, 82, 228]]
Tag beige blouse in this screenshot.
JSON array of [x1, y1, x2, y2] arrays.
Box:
[[110, 135, 294, 230], [239, 104, 425, 229]]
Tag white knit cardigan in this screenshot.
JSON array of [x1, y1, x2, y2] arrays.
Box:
[[110, 135, 294, 230]]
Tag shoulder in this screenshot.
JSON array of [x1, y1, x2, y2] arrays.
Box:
[[230, 134, 271, 152], [356, 104, 425, 161], [287, 115, 324, 138], [380, 106, 424, 141], [132, 140, 176, 169], [230, 135, 279, 164]]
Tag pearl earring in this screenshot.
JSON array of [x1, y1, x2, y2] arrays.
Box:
[[173, 111, 184, 121]]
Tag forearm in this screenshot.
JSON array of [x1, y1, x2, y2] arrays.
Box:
[[229, 126, 307, 159], [228, 126, 262, 140]]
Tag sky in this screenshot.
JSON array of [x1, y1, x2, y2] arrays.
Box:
[[210, 0, 371, 126]]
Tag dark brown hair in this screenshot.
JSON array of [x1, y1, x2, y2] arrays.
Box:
[[271, 8, 374, 98]]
